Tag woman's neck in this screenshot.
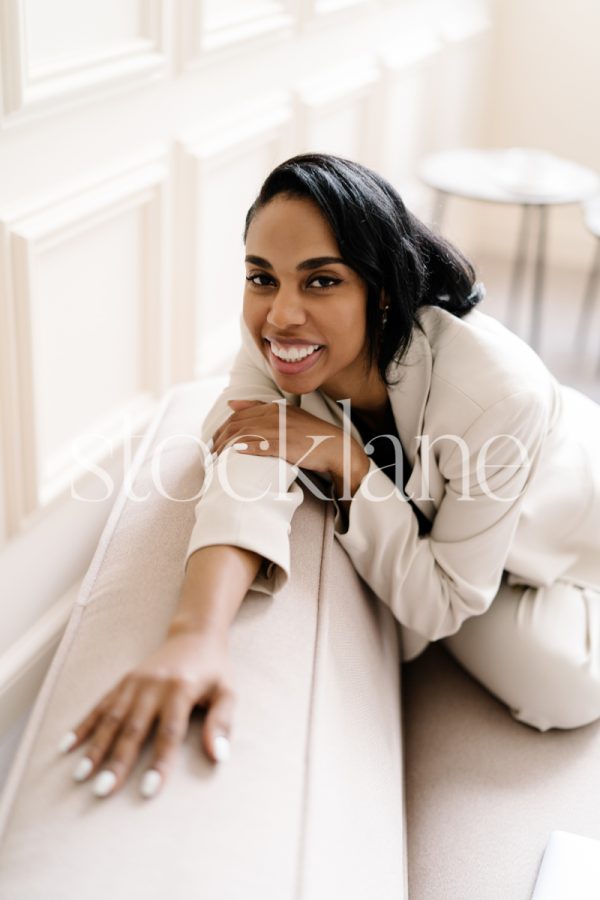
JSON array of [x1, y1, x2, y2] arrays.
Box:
[[321, 368, 390, 432]]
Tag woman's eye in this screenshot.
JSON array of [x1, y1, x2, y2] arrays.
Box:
[[245, 274, 273, 287], [309, 276, 340, 288]]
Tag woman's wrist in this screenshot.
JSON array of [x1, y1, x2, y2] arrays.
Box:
[[168, 545, 263, 641], [330, 441, 370, 500], [166, 606, 230, 643]]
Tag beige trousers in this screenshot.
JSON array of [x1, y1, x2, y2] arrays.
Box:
[[441, 572, 600, 732]]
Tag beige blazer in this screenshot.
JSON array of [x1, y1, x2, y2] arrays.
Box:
[[186, 306, 600, 661]]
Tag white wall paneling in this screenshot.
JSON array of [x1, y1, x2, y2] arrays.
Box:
[[378, 32, 441, 214], [175, 104, 293, 378], [0, 154, 169, 536], [178, 0, 295, 67], [425, 0, 492, 152], [0, 0, 167, 124], [294, 60, 381, 169]]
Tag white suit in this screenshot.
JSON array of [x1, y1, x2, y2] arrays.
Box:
[[185, 305, 600, 730]]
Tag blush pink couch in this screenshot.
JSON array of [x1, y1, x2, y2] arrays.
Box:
[[0, 380, 598, 899]]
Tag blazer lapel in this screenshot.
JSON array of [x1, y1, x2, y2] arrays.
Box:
[[387, 324, 433, 469], [387, 324, 438, 520]]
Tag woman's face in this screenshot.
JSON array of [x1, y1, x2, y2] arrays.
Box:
[[243, 194, 375, 399]]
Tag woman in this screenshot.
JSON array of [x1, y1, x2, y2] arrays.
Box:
[[59, 153, 600, 801]]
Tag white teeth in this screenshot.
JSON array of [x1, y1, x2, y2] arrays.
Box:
[[270, 341, 321, 362]]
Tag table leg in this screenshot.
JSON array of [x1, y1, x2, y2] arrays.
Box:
[[574, 239, 600, 356], [530, 205, 548, 352], [507, 204, 532, 332]]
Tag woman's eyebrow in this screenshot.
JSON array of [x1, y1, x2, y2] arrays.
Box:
[[244, 254, 346, 270]]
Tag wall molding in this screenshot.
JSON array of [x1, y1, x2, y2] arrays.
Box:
[[294, 57, 379, 109], [177, 0, 295, 70], [293, 58, 380, 165], [0, 154, 169, 537], [0, 0, 168, 126]]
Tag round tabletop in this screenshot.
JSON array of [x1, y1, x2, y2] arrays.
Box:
[[419, 148, 600, 206], [583, 197, 600, 238]]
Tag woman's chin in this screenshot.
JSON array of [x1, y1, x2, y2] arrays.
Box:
[[272, 371, 320, 395]]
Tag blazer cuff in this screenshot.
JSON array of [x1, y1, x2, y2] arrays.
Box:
[[184, 448, 303, 596]]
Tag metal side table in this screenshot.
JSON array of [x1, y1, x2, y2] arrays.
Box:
[[418, 148, 600, 351]]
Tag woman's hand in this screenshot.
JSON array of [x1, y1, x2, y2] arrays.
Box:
[[212, 399, 366, 483], [58, 629, 235, 800]]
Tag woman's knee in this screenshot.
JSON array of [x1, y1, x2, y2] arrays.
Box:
[[516, 582, 600, 731], [511, 650, 600, 732]]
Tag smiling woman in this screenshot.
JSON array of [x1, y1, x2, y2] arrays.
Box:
[[58, 153, 600, 807]]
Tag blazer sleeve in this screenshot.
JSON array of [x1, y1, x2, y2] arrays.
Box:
[[330, 389, 549, 641], [184, 318, 303, 594]]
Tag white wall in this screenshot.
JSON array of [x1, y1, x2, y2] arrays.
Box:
[[487, 0, 599, 166]]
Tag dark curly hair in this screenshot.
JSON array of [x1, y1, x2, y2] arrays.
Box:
[[243, 152, 483, 386]]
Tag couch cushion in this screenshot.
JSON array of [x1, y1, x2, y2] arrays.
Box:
[[0, 381, 406, 900]]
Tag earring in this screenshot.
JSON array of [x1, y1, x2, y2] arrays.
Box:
[[381, 304, 390, 328]]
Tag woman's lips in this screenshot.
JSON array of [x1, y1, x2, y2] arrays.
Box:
[[265, 340, 325, 375]]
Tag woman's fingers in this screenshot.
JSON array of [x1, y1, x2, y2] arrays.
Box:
[[87, 683, 163, 798], [212, 402, 275, 451], [140, 683, 194, 799], [66, 678, 138, 782], [59, 679, 127, 754], [213, 426, 270, 456], [67, 678, 138, 786], [202, 683, 236, 764]]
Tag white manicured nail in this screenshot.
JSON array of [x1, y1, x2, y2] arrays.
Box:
[[232, 442, 248, 451], [92, 769, 117, 797], [213, 735, 230, 763], [58, 731, 77, 753], [73, 757, 94, 781], [140, 769, 162, 799]]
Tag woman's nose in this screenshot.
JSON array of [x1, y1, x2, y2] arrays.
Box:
[[266, 289, 307, 328]]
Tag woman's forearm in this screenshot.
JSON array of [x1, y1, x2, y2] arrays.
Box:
[[168, 545, 263, 639]]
